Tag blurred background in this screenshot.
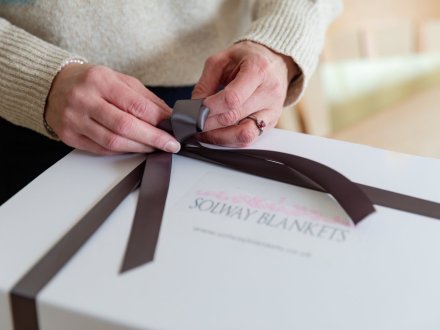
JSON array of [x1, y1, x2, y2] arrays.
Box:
[[279, 0, 440, 158]]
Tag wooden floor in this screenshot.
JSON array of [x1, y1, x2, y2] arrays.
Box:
[[330, 84, 440, 159]]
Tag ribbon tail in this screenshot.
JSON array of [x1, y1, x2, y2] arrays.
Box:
[[120, 152, 172, 273], [10, 161, 144, 330], [179, 146, 325, 192], [238, 148, 376, 224], [359, 184, 440, 220], [180, 143, 375, 224]]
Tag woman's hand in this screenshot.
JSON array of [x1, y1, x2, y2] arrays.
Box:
[[192, 41, 299, 147], [45, 64, 181, 155]]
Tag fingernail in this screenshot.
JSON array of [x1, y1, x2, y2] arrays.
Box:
[[164, 140, 181, 153]]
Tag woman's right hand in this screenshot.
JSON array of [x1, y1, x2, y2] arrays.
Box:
[[45, 64, 181, 155]]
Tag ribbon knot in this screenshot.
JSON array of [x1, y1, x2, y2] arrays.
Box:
[[169, 99, 209, 142]]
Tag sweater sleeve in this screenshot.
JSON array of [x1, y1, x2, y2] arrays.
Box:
[[0, 17, 86, 138], [237, 0, 342, 105]]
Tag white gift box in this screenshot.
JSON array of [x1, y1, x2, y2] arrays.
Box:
[[1, 129, 440, 330]]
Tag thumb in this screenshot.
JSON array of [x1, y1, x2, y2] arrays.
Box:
[[192, 54, 228, 99]]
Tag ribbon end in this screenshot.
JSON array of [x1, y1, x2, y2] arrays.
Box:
[[350, 204, 376, 225], [120, 253, 155, 274]]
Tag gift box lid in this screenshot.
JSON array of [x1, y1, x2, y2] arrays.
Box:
[[1, 129, 440, 330]]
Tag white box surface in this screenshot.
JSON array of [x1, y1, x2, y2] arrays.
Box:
[[1, 129, 440, 330]]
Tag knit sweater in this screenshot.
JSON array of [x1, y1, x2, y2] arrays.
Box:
[[0, 0, 341, 138]]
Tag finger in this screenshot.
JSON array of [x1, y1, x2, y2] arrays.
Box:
[[104, 80, 171, 126], [61, 131, 118, 156], [202, 58, 267, 130], [203, 84, 277, 132], [79, 117, 156, 153], [192, 53, 229, 99], [89, 100, 181, 153], [198, 109, 275, 148], [118, 74, 172, 113], [67, 135, 118, 156]]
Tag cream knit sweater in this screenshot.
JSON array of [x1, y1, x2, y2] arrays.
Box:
[[0, 0, 341, 138]]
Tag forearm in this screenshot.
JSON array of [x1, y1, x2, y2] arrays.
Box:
[[0, 17, 85, 138]]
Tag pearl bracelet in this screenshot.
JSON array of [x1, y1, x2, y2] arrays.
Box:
[[44, 58, 86, 138], [59, 58, 86, 70], [43, 117, 58, 139]]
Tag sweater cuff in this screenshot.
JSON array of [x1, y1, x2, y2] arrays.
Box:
[[236, 0, 342, 105], [0, 18, 86, 139]]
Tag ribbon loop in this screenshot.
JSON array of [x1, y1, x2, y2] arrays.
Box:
[[171, 99, 209, 142]]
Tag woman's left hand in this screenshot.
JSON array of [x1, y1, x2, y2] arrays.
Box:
[[192, 40, 299, 147]]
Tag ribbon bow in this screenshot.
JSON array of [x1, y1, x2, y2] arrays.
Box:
[[120, 99, 375, 272]]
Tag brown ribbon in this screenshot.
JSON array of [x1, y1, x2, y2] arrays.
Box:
[[10, 162, 144, 330], [9, 99, 440, 330], [120, 99, 376, 272]]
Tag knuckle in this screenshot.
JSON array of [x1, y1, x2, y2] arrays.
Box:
[[58, 108, 76, 130], [127, 99, 148, 118], [65, 86, 84, 106], [223, 87, 241, 112], [93, 102, 108, 117], [148, 132, 169, 150], [126, 75, 143, 88], [246, 55, 269, 77], [205, 53, 223, 68], [236, 125, 256, 147], [205, 55, 217, 68], [82, 65, 107, 85], [151, 134, 166, 149], [103, 133, 122, 151], [192, 83, 206, 98], [113, 117, 133, 136], [217, 109, 240, 127], [268, 81, 285, 100], [268, 77, 282, 92], [205, 52, 229, 72]]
